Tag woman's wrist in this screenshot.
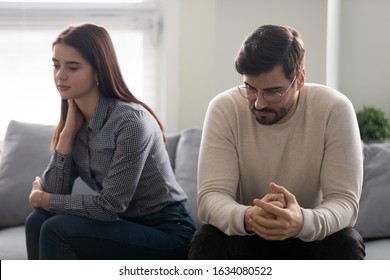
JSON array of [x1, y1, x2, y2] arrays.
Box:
[[30, 190, 44, 208], [38, 191, 44, 208], [56, 131, 76, 155], [38, 191, 50, 211], [59, 129, 78, 140]]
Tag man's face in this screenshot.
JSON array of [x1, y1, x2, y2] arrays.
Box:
[[242, 65, 301, 125]]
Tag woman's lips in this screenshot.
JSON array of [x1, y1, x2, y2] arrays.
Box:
[[57, 85, 70, 91]]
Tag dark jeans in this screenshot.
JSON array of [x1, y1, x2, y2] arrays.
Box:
[[188, 224, 366, 260], [25, 202, 196, 260]]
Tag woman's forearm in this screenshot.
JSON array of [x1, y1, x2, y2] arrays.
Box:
[[56, 131, 76, 155]]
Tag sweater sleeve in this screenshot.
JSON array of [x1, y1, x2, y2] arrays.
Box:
[[198, 92, 251, 235], [297, 97, 363, 241]]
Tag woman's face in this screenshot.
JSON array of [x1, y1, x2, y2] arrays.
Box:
[[52, 43, 99, 100]]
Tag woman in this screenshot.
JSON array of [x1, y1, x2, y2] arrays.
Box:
[[25, 23, 195, 259]]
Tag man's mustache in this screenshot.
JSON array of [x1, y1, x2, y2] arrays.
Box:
[[252, 106, 276, 113]]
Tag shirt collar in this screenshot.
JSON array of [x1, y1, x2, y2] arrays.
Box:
[[87, 96, 114, 132]]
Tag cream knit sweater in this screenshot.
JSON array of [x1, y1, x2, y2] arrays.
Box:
[[198, 83, 363, 241]]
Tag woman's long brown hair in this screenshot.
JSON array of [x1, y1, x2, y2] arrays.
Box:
[[51, 23, 166, 151]]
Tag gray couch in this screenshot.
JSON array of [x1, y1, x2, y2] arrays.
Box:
[[0, 120, 389, 259]]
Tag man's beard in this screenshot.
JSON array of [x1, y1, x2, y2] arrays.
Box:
[[250, 102, 293, 125]]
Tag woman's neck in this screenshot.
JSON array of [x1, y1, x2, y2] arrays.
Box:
[[74, 93, 100, 124]]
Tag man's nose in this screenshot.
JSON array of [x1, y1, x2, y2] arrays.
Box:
[[254, 93, 268, 109]]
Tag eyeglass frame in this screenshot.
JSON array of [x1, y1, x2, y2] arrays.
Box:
[[238, 75, 297, 104]]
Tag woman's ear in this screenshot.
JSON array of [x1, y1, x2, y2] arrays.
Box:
[[95, 73, 99, 86]]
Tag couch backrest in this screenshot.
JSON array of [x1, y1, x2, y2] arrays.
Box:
[[0, 121, 56, 227], [166, 128, 202, 229], [166, 134, 180, 171], [0, 140, 3, 163], [354, 142, 390, 240]]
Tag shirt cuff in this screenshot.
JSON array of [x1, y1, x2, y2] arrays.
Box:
[[49, 193, 65, 213], [51, 150, 73, 169], [296, 208, 318, 241]]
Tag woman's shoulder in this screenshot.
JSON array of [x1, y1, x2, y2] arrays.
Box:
[[106, 99, 150, 125], [111, 99, 146, 116], [108, 99, 158, 134]]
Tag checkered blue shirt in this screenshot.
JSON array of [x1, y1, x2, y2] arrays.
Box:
[[41, 97, 187, 221]]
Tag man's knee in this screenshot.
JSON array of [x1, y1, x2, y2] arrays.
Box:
[[322, 227, 366, 259], [188, 224, 230, 259], [188, 224, 255, 259]]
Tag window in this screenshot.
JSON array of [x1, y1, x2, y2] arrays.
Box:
[[0, 0, 160, 139]]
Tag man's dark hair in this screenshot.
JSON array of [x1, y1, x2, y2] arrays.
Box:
[[235, 25, 305, 80]]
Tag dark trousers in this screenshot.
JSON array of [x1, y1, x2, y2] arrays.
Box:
[[188, 224, 366, 260], [25, 202, 196, 260]]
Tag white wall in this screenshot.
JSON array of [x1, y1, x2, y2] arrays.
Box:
[[338, 0, 390, 117], [177, 0, 217, 131], [214, 0, 328, 92], [161, 0, 328, 133], [160, 0, 390, 133]]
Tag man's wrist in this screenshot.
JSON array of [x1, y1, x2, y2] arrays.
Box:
[[244, 207, 254, 233]]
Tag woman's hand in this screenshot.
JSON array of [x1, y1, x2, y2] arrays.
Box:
[[28, 177, 50, 210], [62, 99, 84, 137], [29, 177, 44, 208], [56, 99, 84, 154]]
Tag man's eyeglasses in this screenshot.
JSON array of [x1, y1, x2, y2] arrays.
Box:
[[238, 76, 297, 104]]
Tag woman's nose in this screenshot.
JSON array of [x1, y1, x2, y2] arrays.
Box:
[[55, 68, 67, 80]]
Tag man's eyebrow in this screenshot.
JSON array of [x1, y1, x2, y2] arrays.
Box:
[[244, 81, 284, 91], [244, 81, 256, 89]]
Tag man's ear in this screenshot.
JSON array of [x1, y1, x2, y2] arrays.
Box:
[[297, 68, 305, 90]]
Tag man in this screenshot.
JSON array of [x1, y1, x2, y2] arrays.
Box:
[[189, 25, 365, 259]]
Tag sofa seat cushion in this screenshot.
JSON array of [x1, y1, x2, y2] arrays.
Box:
[[0, 226, 27, 260], [365, 238, 390, 260]]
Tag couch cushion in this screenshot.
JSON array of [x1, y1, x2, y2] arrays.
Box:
[[354, 142, 390, 239], [166, 133, 181, 171], [364, 238, 390, 260], [0, 140, 3, 163], [0, 225, 27, 260], [174, 128, 202, 228], [0, 121, 55, 227], [0, 121, 103, 228]]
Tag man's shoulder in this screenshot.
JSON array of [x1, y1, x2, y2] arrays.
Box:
[[303, 83, 351, 105], [209, 87, 243, 108]]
